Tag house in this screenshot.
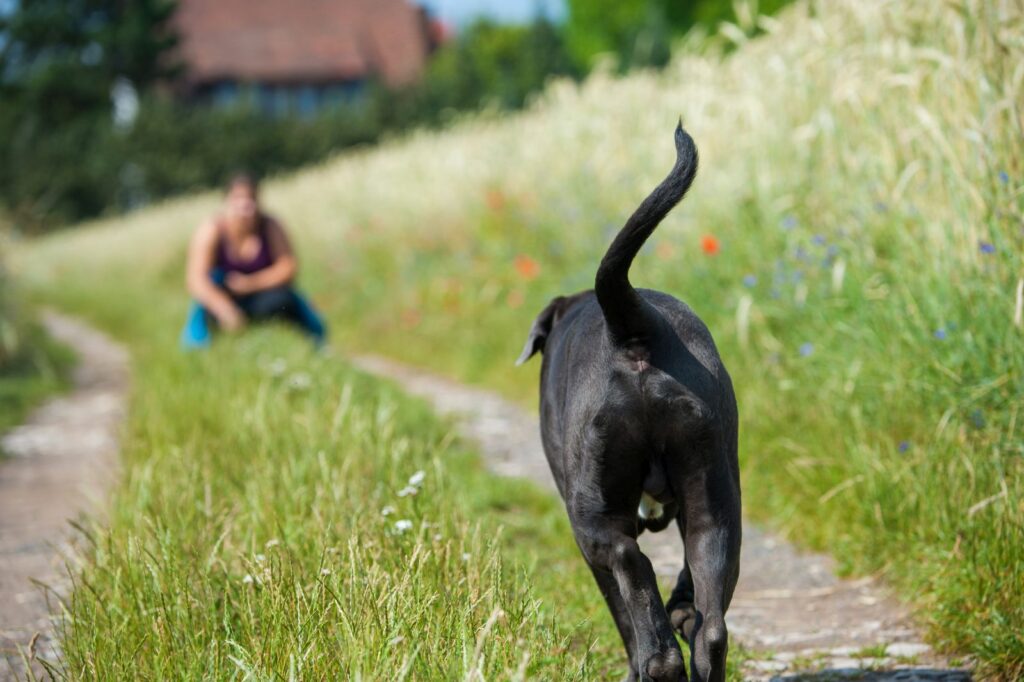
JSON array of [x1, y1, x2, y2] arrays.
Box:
[[172, 0, 443, 116]]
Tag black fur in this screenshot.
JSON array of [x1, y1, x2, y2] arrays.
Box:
[[517, 123, 740, 682]]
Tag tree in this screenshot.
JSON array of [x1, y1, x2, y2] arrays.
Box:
[[0, 0, 178, 229]]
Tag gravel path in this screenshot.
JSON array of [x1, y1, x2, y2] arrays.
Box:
[[0, 312, 128, 681], [353, 354, 972, 681]]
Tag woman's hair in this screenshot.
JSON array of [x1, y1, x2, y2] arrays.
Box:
[[226, 171, 260, 195]]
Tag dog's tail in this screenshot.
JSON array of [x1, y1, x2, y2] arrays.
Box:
[[595, 121, 698, 344]]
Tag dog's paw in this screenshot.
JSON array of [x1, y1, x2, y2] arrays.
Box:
[[669, 603, 697, 642], [645, 648, 685, 681]]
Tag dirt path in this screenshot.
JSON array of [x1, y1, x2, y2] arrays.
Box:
[[353, 355, 972, 681], [0, 312, 128, 681]]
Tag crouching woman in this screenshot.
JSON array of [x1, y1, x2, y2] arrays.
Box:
[[181, 173, 326, 348]]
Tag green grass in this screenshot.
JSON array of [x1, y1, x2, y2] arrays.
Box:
[[14, 0, 1024, 678], [0, 247, 74, 437], [0, 320, 72, 436]]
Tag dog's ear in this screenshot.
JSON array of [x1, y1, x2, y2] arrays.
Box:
[[515, 296, 565, 366]]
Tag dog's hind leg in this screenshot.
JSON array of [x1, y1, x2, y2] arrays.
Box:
[[571, 512, 685, 682], [673, 465, 741, 682]]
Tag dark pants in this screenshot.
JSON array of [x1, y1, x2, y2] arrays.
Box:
[[181, 274, 327, 349]]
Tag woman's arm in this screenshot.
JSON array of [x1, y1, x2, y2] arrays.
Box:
[[186, 220, 246, 330], [224, 217, 298, 294]]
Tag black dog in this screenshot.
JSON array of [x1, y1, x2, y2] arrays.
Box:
[[516, 123, 740, 682]]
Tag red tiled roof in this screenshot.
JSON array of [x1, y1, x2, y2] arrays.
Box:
[[173, 0, 434, 88]]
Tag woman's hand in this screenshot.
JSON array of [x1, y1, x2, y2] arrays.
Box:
[[216, 305, 247, 332], [225, 272, 258, 296]]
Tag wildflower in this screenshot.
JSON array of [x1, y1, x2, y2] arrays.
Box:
[[242, 574, 255, 585], [970, 410, 985, 429], [433, 534, 443, 541], [898, 441, 910, 453], [513, 254, 541, 280], [462, 553, 472, 562], [394, 519, 413, 532], [255, 554, 266, 563], [408, 470, 426, 487], [934, 328, 947, 340], [780, 215, 797, 230], [397, 486, 418, 498], [742, 274, 757, 288], [485, 188, 505, 211], [381, 505, 396, 516], [287, 372, 312, 390], [701, 235, 720, 255], [799, 342, 814, 357], [874, 201, 888, 213], [266, 358, 287, 377], [979, 241, 995, 254], [998, 171, 1009, 185], [264, 538, 280, 549], [320, 568, 331, 576], [812, 234, 827, 246]]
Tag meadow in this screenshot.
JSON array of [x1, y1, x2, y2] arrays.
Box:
[[14, 0, 1024, 678]]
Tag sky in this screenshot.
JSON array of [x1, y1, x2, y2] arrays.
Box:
[[420, 0, 566, 27]]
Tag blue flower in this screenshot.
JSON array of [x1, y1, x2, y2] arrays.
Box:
[[874, 201, 888, 213], [979, 241, 996, 254], [998, 171, 1009, 185], [799, 342, 814, 357], [743, 274, 757, 288], [812, 234, 827, 246], [971, 409, 985, 429], [934, 328, 947, 340], [898, 441, 910, 453], [781, 215, 798, 230]]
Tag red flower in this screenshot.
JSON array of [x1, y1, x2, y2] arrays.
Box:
[[513, 254, 540, 280], [701, 235, 720, 255]]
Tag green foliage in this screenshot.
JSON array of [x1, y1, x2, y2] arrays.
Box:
[[411, 18, 581, 117], [0, 244, 72, 435], [563, 0, 795, 68]]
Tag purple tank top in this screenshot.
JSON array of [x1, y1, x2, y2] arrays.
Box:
[[215, 216, 274, 274]]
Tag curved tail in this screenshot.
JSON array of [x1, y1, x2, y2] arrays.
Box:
[[595, 122, 698, 344]]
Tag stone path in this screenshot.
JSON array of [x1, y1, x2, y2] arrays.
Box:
[[352, 354, 972, 681], [0, 312, 128, 681]]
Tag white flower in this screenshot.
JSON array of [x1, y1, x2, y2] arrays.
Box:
[[320, 568, 332, 576], [267, 358, 287, 376], [255, 553, 266, 563], [264, 538, 280, 549], [381, 505, 396, 516], [433, 534, 443, 542], [242, 574, 255, 584], [461, 553, 471, 562], [397, 486, 418, 498], [394, 519, 413, 532], [287, 372, 312, 390], [408, 470, 426, 487]]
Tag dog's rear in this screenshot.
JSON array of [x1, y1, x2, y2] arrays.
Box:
[[518, 123, 740, 682]]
